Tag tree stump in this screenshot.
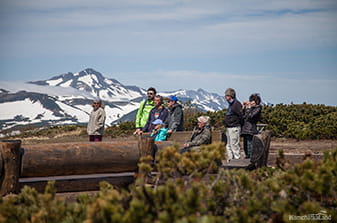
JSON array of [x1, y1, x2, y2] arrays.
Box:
[[0, 140, 22, 196], [251, 130, 272, 168]]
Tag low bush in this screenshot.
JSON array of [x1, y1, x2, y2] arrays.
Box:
[[1, 144, 336, 223]]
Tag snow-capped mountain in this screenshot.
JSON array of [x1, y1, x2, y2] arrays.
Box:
[[0, 68, 228, 133], [29, 68, 144, 101]]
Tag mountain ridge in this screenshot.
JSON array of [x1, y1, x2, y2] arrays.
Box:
[[0, 68, 228, 133]]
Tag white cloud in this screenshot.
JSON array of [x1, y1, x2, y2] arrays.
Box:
[[0, 0, 336, 105], [2, 0, 336, 57]]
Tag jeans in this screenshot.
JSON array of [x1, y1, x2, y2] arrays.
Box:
[[243, 134, 253, 158]]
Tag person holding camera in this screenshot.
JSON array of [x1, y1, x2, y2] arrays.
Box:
[[241, 93, 262, 158]]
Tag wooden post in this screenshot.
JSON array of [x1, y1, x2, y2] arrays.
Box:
[[138, 136, 154, 157], [262, 130, 272, 167], [0, 140, 22, 196]]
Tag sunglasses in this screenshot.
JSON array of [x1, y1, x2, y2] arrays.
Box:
[[147, 92, 154, 95], [93, 102, 100, 104]]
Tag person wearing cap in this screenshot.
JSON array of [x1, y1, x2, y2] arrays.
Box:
[[150, 119, 168, 142], [87, 99, 106, 142], [142, 95, 169, 133], [180, 116, 212, 153], [134, 87, 156, 135], [224, 88, 243, 160], [166, 95, 184, 134]]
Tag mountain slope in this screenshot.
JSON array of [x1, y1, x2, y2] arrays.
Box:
[[0, 68, 228, 133], [29, 68, 144, 101]]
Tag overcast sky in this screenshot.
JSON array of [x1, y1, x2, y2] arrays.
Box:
[[0, 0, 336, 105]]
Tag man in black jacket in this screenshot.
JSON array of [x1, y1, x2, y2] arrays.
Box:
[[224, 88, 243, 161]]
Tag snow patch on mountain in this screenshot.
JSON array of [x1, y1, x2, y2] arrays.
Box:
[[0, 81, 93, 99], [0, 68, 229, 133]]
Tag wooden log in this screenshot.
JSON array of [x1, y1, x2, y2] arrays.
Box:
[[21, 138, 153, 178], [168, 131, 192, 142], [0, 140, 22, 196], [168, 130, 224, 143], [211, 130, 225, 143], [155, 141, 176, 152], [19, 172, 135, 193]]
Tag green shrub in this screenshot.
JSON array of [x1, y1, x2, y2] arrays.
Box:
[[104, 121, 134, 138], [1, 145, 336, 222]]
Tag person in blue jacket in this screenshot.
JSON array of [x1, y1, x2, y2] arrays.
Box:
[[150, 119, 168, 142]]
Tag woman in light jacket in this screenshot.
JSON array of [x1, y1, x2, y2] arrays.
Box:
[[87, 99, 106, 142]]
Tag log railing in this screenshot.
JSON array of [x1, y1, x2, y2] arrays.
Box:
[[0, 137, 154, 196]]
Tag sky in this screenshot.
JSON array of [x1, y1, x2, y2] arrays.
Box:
[[0, 0, 337, 106]]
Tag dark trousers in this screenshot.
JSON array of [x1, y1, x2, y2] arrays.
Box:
[[179, 147, 191, 154], [89, 135, 103, 142], [243, 134, 253, 158]]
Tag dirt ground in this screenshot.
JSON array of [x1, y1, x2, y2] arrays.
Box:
[[269, 138, 337, 154], [13, 134, 337, 154]]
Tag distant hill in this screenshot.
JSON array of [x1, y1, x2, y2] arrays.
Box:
[[0, 68, 228, 133]]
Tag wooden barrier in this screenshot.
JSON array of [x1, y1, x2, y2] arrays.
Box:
[[0, 140, 22, 196], [0, 137, 154, 195], [167, 130, 224, 144], [21, 141, 140, 177]]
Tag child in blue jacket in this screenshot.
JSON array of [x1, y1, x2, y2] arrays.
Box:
[[150, 119, 168, 142]]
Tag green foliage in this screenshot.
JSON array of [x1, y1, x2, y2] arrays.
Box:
[[104, 121, 135, 138], [185, 103, 337, 139], [0, 181, 87, 223], [3, 125, 87, 139], [1, 145, 336, 222], [261, 104, 337, 139]]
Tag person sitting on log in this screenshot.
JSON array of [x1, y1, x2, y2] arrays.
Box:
[[180, 116, 212, 153], [150, 119, 168, 142]]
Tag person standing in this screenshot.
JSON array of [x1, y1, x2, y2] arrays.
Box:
[[87, 99, 106, 142], [134, 87, 156, 135], [241, 93, 262, 158], [224, 88, 243, 161], [166, 95, 184, 134], [142, 95, 169, 133]]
